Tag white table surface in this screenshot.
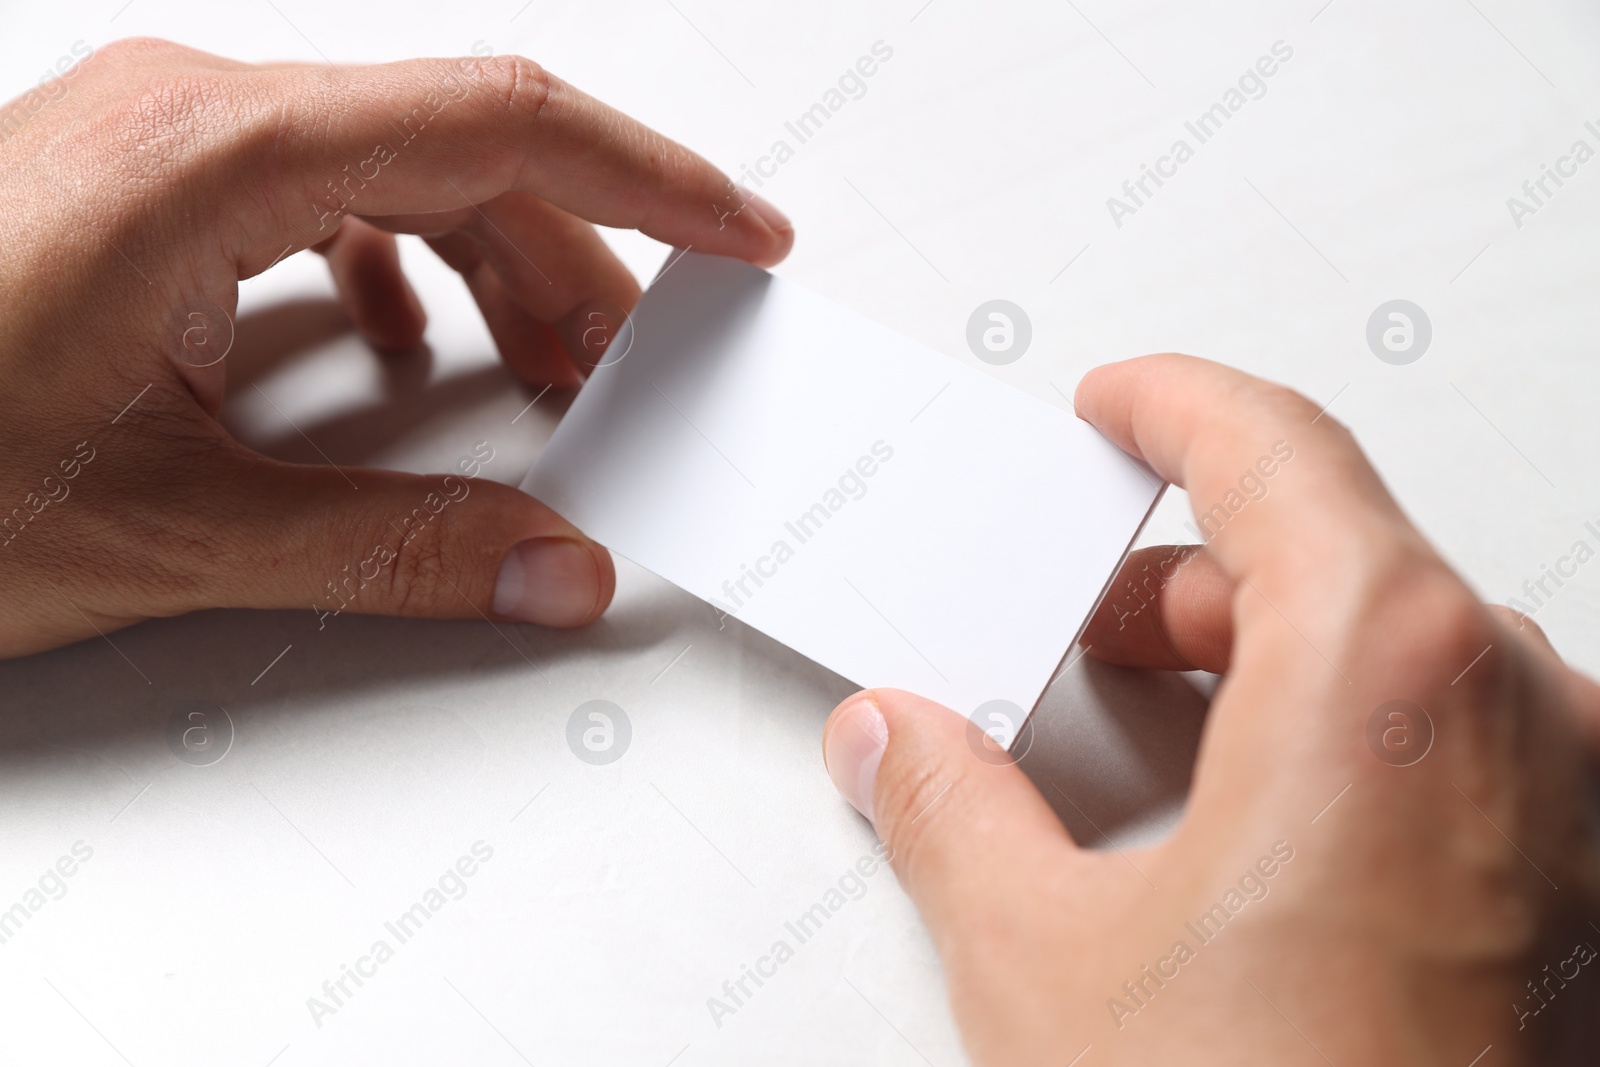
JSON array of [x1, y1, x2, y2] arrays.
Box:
[[3, 1, 1599, 1064]]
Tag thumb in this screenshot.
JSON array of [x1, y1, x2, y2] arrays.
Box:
[[822, 688, 1075, 944], [199, 447, 613, 626]]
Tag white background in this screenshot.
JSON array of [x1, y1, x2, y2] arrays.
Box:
[[2, 1, 1599, 1064]]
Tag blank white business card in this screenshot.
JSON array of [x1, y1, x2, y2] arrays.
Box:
[[521, 251, 1162, 719]]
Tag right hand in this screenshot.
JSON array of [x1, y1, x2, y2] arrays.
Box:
[[822, 354, 1600, 1065]]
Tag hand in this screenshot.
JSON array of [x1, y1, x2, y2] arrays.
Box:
[[0, 37, 791, 657], [822, 355, 1600, 1064]]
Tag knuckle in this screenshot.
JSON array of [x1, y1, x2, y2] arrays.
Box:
[[95, 71, 232, 175], [1355, 558, 1499, 689], [1252, 378, 1325, 427], [1483, 603, 1521, 628], [875, 757, 962, 872], [1485, 602, 1546, 646], [424, 230, 486, 274], [479, 54, 553, 120], [1409, 570, 1492, 659], [380, 511, 452, 616]]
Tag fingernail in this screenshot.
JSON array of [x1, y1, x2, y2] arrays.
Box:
[[493, 537, 602, 626], [823, 692, 887, 824], [742, 189, 792, 236]]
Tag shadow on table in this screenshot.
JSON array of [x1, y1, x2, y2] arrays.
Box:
[[0, 591, 683, 763], [1018, 657, 1211, 850], [219, 297, 573, 470], [1, 607, 1209, 853], [0, 294, 1209, 845]]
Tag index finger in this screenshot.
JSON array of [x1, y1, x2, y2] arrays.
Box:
[[155, 53, 793, 273], [1074, 354, 1424, 590]]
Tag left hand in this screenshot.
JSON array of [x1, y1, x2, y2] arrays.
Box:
[[0, 37, 793, 657]]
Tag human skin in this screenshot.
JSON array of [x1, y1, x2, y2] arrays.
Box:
[[823, 355, 1600, 1065], [6, 39, 1599, 1065], [0, 37, 791, 656]]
